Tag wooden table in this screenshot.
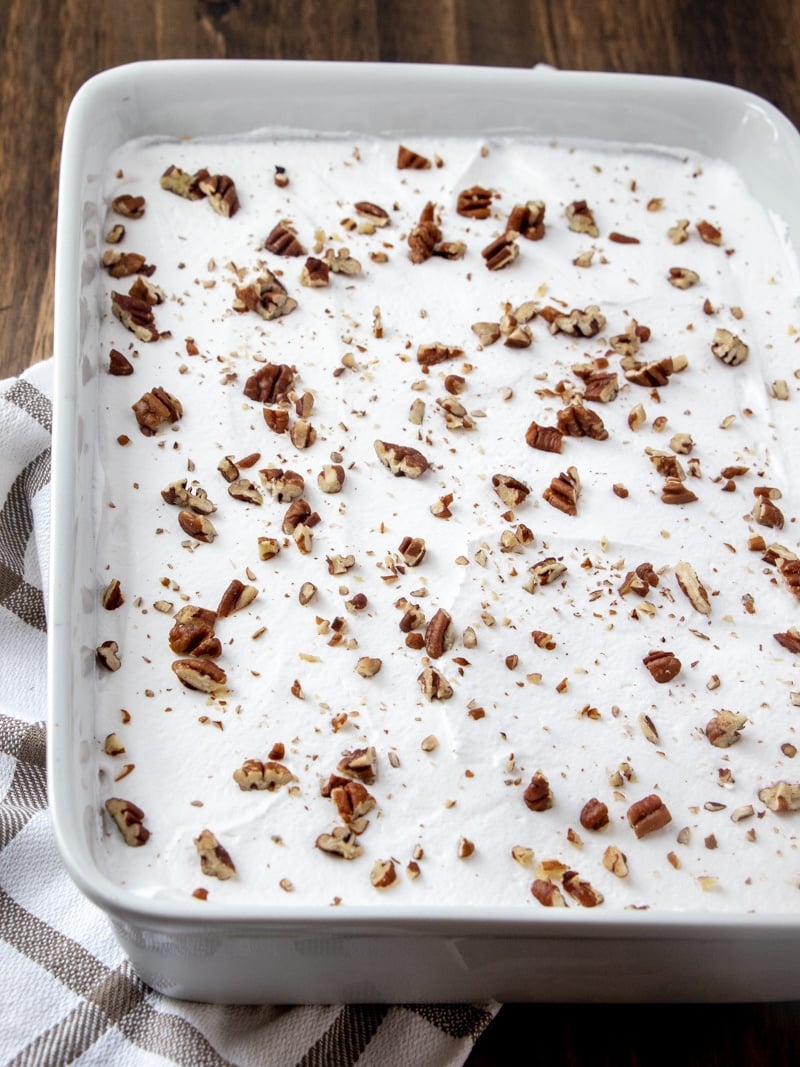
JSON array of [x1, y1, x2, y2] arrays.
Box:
[[4, 1, 800, 1062]]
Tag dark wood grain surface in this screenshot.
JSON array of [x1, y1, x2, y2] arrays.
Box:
[[4, 1, 800, 1061]]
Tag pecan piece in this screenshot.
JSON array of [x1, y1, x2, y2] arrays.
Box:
[[543, 467, 581, 516], [758, 782, 800, 812], [661, 478, 698, 505], [233, 759, 295, 791], [160, 164, 208, 200], [408, 201, 441, 264], [627, 794, 672, 838], [355, 657, 382, 678], [331, 780, 376, 832], [337, 746, 378, 785], [524, 421, 563, 453], [102, 578, 124, 611], [417, 342, 463, 368], [108, 349, 134, 376], [556, 402, 608, 440], [579, 798, 609, 831], [751, 487, 784, 529], [563, 871, 604, 907], [711, 328, 748, 367], [243, 363, 296, 405], [397, 144, 431, 169], [374, 439, 429, 478], [398, 536, 426, 567], [583, 372, 619, 403], [300, 256, 330, 287], [643, 649, 681, 683], [774, 629, 800, 654], [565, 199, 598, 236], [217, 579, 258, 618], [233, 271, 297, 320], [531, 880, 567, 907], [264, 221, 304, 257], [228, 478, 263, 505], [425, 608, 455, 659], [105, 798, 150, 846], [492, 473, 530, 508], [623, 355, 680, 388], [548, 305, 605, 338], [457, 185, 494, 218], [178, 510, 217, 543], [169, 609, 220, 657], [196, 173, 239, 217], [481, 232, 519, 271], [526, 557, 567, 590], [112, 194, 145, 219], [523, 771, 553, 812], [507, 200, 545, 240], [668, 266, 700, 289], [705, 710, 747, 748], [131, 387, 182, 435], [195, 829, 236, 879], [102, 250, 155, 278], [96, 640, 121, 671], [317, 464, 345, 493], [111, 291, 159, 342], [417, 666, 453, 701], [675, 561, 712, 615], [355, 201, 390, 226], [697, 219, 722, 245], [315, 826, 363, 860], [260, 467, 305, 502], [471, 321, 502, 346], [779, 557, 800, 600], [282, 498, 316, 535], [171, 657, 227, 694]]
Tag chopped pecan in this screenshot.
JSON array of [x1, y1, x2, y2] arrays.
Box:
[[337, 746, 378, 785], [195, 829, 236, 879], [160, 164, 208, 200], [563, 871, 604, 907], [102, 250, 155, 278], [623, 355, 681, 387], [169, 610, 221, 657], [355, 201, 390, 227], [471, 321, 502, 346], [171, 657, 227, 694], [619, 562, 659, 598], [579, 798, 609, 831], [111, 291, 159, 342], [556, 402, 608, 440], [398, 536, 426, 567], [290, 418, 317, 449], [526, 557, 567, 590], [643, 649, 681, 683], [507, 200, 545, 240], [457, 185, 494, 218], [300, 256, 330, 287], [374, 439, 429, 478], [436, 395, 475, 431], [481, 232, 519, 271], [408, 201, 441, 264], [609, 319, 650, 357], [668, 218, 690, 244], [602, 845, 628, 878], [627, 794, 672, 838], [499, 523, 534, 553], [282, 498, 317, 535], [705, 710, 747, 748], [105, 798, 150, 846], [774, 629, 800, 654], [417, 342, 463, 368], [711, 328, 748, 367], [233, 759, 295, 791], [161, 479, 215, 514], [233, 271, 297, 320], [779, 557, 800, 599], [661, 478, 698, 505], [243, 363, 296, 405], [524, 421, 563, 453], [565, 199, 598, 236], [228, 478, 263, 505], [751, 488, 784, 529], [178, 510, 217, 543], [397, 144, 431, 169], [548, 305, 605, 338], [330, 780, 376, 832], [316, 826, 363, 860], [675, 561, 712, 615], [260, 467, 305, 502], [96, 640, 121, 671], [318, 464, 345, 493], [355, 657, 382, 678], [128, 276, 164, 306], [608, 232, 639, 245], [217, 579, 258, 618], [697, 219, 722, 245], [131, 386, 182, 435], [257, 536, 281, 560], [543, 467, 581, 516], [523, 771, 553, 812], [668, 266, 700, 289], [492, 473, 530, 508], [102, 578, 124, 611], [112, 194, 145, 219], [425, 608, 455, 659], [583, 372, 619, 403], [108, 349, 134, 376], [264, 221, 304, 257], [196, 172, 239, 217], [417, 666, 453, 700], [758, 781, 800, 812], [531, 879, 567, 907]]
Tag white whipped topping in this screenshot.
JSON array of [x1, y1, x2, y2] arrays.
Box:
[[91, 131, 800, 913]]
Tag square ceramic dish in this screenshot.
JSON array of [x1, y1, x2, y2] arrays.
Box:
[[50, 60, 800, 1003]]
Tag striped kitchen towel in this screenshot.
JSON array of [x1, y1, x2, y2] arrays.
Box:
[[0, 360, 499, 1066]]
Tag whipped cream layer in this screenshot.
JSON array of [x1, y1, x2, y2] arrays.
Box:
[[91, 131, 800, 912]]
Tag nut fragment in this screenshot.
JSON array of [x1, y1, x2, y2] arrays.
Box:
[[132, 387, 182, 435], [194, 829, 236, 879], [112, 194, 145, 219], [531, 880, 567, 907], [105, 798, 150, 846], [417, 666, 454, 701], [315, 827, 363, 860], [457, 185, 494, 218], [507, 200, 545, 240], [675, 561, 712, 616], [563, 871, 604, 908], [547, 305, 605, 338], [171, 657, 227, 694], [234, 271, 297, 320], [96, 640, 121, 672], [417, 342, 463, 368], [481, 232, 519, 271], [424, 608, 455, 659], [217, 579, 258, 618], [355, 657, 382, 678], [697, 219, 722, 245], [602, 845, 628, 878], [492, 473, 530, 508], [566, 199, 598, 236], [337, 746, 378, 785], [627, 794, 672, 838], [705, 710, 747, 748], [398, 536, 427, 567], [178, 510, 217, 543], [711, 328, 749, 367], [260, 467, 305, 502], [233, 759, 296, 791], [642, 649, 681, 683], [318, 465, 345, 493], [758, 781, 800, 812], [371, 859, 398, 888], [471, 321, 502, 346], [556, 403, 608, 440], [374, 439, 429, 478], [525, 421, 563, 453], [542, 467, 580, 516], [243, 363, 296, 405], [264, 220, 304, 257], [397, 144, 431, 169], [523, 771, 553, 812], [661, 478, 698, 505], [196, 173, 240, 217], [579, 798, 609, 831], [300, 256, 330, 287], [668, 267, 700, 289]]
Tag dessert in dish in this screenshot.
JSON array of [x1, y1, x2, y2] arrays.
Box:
[[93, 130, 800, 912]]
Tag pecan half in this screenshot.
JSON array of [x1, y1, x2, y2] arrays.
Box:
[[524, 421, 563, 453], [233, 759, 296, 791], [543, 467, 581, 516], [195, 829, 236, 879], [374, 439, 429, 478], [643, 649, 681, 683], [264, 221, 304, 257], [523, 771, 553, 812], [627, 794, 672, 838], [171, 657, 227, 694], [233, 271, 297, 320], [556, 402, 608, 440], [105, 798, 150, 846], [243, 363, 296, 405]]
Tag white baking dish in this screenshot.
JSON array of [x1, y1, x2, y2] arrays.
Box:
[[50, 60, 800, 1003]]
